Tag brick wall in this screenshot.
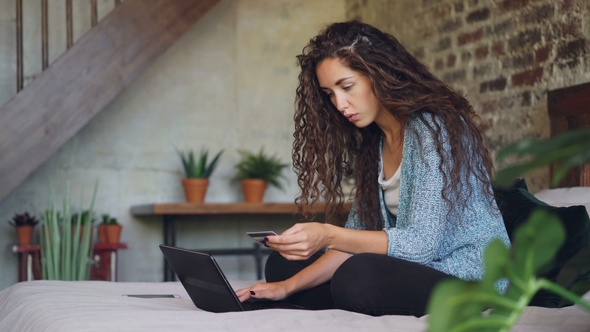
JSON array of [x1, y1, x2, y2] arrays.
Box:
[[347, 0, 590, 192]]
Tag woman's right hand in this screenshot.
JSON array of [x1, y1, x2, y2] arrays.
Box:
[[235, 281, 291, 303]]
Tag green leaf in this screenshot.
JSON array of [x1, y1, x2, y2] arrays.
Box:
[[196, 148, 207, 178], [203, 149, 224, 178], [427, 210, 576, 332], [495, 128, 590, 187], [427, 280, 491, 332]]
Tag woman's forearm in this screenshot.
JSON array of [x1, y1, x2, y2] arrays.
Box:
[[324, 224, 389, 255]]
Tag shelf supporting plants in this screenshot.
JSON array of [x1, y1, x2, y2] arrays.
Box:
[[177, 147, 223, 203], [232, 148, 289, 203]]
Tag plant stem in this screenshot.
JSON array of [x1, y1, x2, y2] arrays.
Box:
[[499, 279, 541, 332], [450, 293, 519, 310]]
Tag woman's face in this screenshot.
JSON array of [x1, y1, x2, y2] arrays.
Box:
[[316, 57, 385, 128]]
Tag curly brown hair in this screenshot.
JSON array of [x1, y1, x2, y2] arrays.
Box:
[[293, 21, 495, 229]]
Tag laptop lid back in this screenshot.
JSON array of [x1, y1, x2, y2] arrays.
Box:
[[159, 244, 244, 313]]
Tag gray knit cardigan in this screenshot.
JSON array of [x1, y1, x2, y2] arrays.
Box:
[[345, 114, 511, 283]]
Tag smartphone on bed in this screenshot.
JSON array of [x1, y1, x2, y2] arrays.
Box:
[[123, 294, 181, 299], [246, 231, 277, 245]]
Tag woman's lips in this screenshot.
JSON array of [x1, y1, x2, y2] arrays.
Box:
[[346, 114, 358, 122]]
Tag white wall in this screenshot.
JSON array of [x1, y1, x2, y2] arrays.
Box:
[[0, 0, 345, 290]]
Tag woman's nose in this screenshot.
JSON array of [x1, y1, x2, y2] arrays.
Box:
[[333, 93, 348, 112]]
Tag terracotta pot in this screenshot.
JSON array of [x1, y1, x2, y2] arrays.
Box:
[[241, 179, 267, 203], [106, 224, 122, 244], [182, 178, 210, 203], [16, 225, 34, 245], [97, 224, 108, 243], [73, 225, 93, 242]]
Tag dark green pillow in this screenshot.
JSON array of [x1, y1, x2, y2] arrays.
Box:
[[493, 180, 590, 307], [495, 188, 590, 273]]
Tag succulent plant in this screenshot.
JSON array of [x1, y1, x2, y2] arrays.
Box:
[[176, 147, 224, 179], [8, 212, 40, 227], [232, 148, 290, 190], [101, 213, 119, 225]]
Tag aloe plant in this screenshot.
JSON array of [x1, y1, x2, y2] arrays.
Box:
[[232, 148, 289, 190], [40, 181, 98, 281], [176, 148, 223, 178]]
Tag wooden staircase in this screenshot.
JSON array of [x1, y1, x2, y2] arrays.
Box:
[[0, 0, 219, 202]]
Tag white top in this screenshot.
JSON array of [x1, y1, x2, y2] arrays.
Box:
[[378, 165, 401, 216]]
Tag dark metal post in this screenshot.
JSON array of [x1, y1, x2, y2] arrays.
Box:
[[16, 0, 23, 91], [66, 0, 73, 49], [41, 0, 48, 70], [163, 215, 177, 281], [91, 0, 98, 27]]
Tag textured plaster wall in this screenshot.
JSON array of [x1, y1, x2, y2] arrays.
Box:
[[347, 0, 590, 193], [0, 0, 345, 290]]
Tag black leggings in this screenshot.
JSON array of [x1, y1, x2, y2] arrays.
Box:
[[265, 251, 454, 316]]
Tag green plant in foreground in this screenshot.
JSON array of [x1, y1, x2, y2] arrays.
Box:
[[41, 181, 98, 281], [71, 210, 95, 225], [232, 148, 290, 190], [494, 128, 590, 187], [176, 148, 224, 179], [427, 210, 590, 332], [427, 128, 590, 331]]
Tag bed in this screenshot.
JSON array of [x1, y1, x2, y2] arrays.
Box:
[[1, 186, 589, 332], [0, 279, 589, 332]]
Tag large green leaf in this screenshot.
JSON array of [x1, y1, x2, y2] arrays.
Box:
[[495, 128, 590, 187], [426, 210, 590, 332]]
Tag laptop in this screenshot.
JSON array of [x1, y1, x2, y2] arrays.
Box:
[[159, 244, 305, 312]]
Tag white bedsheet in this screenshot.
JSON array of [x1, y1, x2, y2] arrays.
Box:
[[0, 280, 589, 332]]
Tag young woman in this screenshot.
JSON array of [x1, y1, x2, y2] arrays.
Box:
[[235, 21, 510, 317]]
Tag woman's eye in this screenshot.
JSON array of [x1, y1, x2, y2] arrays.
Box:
[[343, 85, 353, 91]]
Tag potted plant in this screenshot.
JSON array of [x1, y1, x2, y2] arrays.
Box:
[[104, 216, 122, 244], [41, 181, 97, 281], [97, 214, 114, 244], [8, 212, 40, 245], [177, 148, 224, 203], [232, 148, 289, 202]]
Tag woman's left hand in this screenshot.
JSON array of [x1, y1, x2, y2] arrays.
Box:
[[266, 222, 333, 260]]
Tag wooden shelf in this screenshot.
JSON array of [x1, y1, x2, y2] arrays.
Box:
[[130, 202, 352, 281], [130, 202, 351, 216]]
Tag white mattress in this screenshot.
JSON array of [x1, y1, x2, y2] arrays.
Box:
[[1, 280, 589, 332]]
